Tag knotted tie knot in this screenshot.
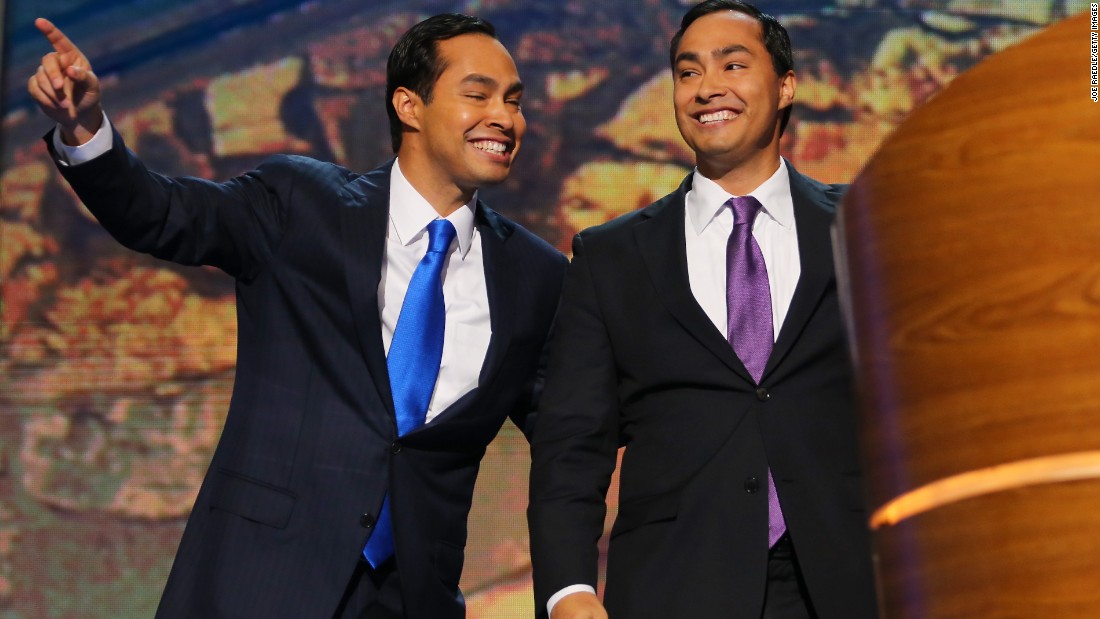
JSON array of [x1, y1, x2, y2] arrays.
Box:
[[426, 218, 457, 255], [729, 195, 763, 227]]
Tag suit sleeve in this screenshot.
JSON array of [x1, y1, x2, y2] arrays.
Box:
[[510, 252, 569, 441], [47, 127, 290, 282], [528, 233, 621, 613]]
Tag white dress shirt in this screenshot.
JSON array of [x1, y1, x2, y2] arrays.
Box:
[[53, 117, 492, 424], [51, 112, 113, 166], [381, 161, 491, 423], [547, 158, 800, 616], [685, 158, 800, 340]]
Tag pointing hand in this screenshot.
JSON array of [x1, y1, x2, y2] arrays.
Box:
[[27, 17, 104, 145]]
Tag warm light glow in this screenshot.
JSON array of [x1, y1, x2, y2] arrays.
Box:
[[870, 451, 1100, 529]]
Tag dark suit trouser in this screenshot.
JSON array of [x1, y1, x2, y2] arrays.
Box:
[[334, 560, 404, 619], [762, 535, 818, 619]]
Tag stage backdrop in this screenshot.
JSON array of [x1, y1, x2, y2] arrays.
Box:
[[0, 0, 1075, 616]]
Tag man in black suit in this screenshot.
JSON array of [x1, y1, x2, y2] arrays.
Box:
[[528, 2, 877, 618], [29, 13, 565, 619]]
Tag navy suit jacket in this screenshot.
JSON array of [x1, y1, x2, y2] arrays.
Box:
[[50, 129, 566, 618], [528, 164, 877, 619]]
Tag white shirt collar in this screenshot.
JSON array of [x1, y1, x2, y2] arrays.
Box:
[[686, 158, 794, 236], [389, 159, 477, 257]]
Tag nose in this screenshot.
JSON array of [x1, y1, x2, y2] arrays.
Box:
[[485, 96, 516, 131], [695, 69, 726, 102]]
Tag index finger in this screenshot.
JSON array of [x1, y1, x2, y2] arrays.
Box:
[[34, 18, 79, 57]]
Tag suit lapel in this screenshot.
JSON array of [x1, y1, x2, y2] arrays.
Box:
[[635, 165, 841, 385], [474, 204, 517, 386], [764, 164, 840, 378], [339, 161, 396, 419], [634, 176, 751, 381]]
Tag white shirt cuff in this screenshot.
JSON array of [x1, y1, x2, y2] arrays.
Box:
[[547, 584, 597, 617], [52, 111, 113, 166]]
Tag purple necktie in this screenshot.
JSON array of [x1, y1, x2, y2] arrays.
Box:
[[725, 195, 787, 548]]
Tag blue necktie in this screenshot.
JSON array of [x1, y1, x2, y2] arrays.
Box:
[[363, 218, 457, 568]]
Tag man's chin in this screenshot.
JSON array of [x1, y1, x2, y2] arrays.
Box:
[[471, 167, 512, 188]]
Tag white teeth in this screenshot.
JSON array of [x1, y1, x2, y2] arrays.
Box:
[[699, 110, 738, 124], [473, 140, 507, 154]]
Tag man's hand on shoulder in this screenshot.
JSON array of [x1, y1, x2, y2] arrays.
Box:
[[28, 17, 103, 145], [551, 591, 608, 619]]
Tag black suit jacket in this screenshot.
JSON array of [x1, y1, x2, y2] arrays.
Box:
[[528, 163, 876, 619], [49, 129, 566, 618]]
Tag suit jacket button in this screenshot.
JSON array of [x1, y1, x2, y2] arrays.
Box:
[[360, 513, 375, 528], [755, 387, 770, 401], [744, 477, 759, 493], [391, 442, 401, 454]]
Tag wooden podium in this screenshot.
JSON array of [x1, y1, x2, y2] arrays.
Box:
[[835, 10, 1100, 618]]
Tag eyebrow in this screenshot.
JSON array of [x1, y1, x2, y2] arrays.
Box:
[[460, 73, 524, 95], [674, 44, 753, 65]]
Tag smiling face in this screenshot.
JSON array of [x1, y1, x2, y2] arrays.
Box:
[[393, 33, 525, 212], [672, 10, 795, 185]]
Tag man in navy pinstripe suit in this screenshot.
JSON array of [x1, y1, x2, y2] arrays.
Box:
[[31, 13, 565, 618]]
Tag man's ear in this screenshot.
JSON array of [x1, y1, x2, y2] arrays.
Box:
[[392, 86, 423, 132], [778, 70, 796, 111]]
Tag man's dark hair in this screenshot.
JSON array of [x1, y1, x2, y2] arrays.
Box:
[[669, 0, 794, 134], [386, 14, 497, 152]]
